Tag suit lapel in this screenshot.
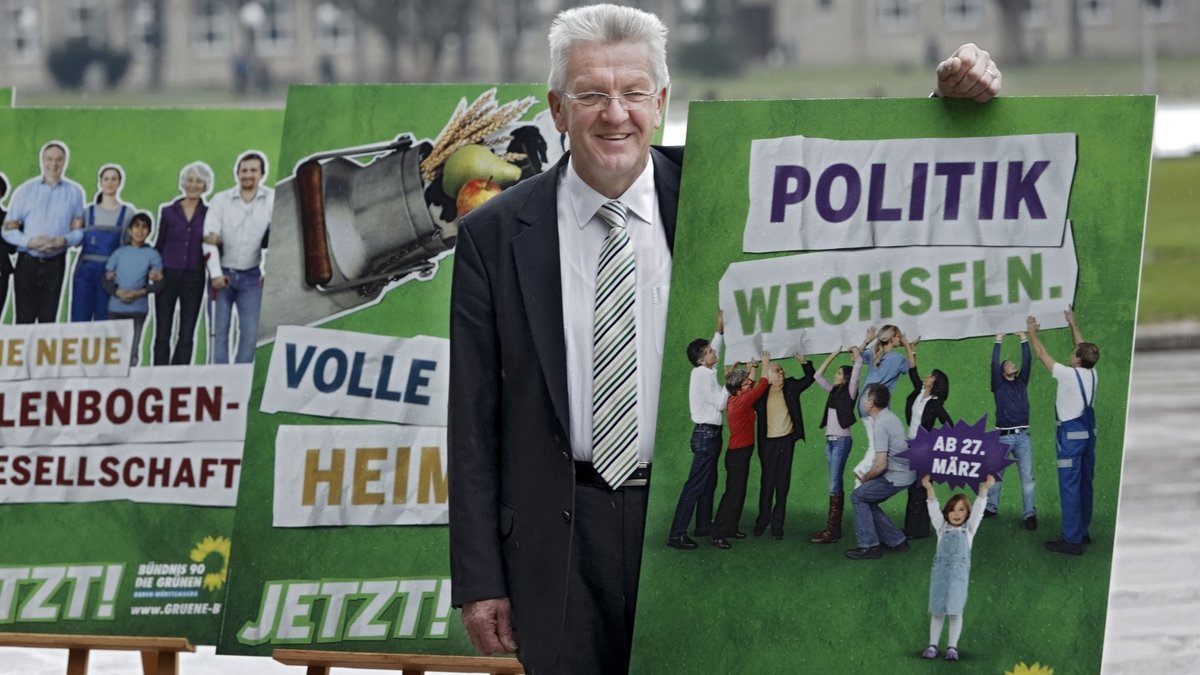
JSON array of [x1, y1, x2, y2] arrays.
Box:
[[512, 158, 571, 436], [652, 147, 680, 252]]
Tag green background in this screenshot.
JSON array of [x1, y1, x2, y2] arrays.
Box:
[[217, 84, 551, 657], [0, 107, 282, 643], [634, 96, 1152, 674]]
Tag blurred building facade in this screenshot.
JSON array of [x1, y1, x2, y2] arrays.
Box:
[[0, 0, 1197, 92]]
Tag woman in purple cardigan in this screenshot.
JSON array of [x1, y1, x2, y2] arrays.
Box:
[[153, 161, 212, 365]]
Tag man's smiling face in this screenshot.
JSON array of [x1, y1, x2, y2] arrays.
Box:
[[549, 41, 666, 199]]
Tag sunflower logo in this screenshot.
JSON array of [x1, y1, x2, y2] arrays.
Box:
[[1006, 662, 1054, 675], [189, 536, 232, 592]]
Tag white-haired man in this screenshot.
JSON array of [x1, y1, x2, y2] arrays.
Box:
[[448, 4, 1003, 673]]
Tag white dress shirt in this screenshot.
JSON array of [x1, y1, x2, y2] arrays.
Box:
[[689, 332, 727, 426], [557, 159, 672, 463], [908, 392, 933, 439], [203, 184, 274, 275]]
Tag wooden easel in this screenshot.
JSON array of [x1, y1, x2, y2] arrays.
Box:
[[0, 632, 195, 675], [272, 649, 524, 675]]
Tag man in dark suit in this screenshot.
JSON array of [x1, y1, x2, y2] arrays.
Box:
[[752, 353, 816, 540], [449, 4, 1004, 673], [450, 7, 675, 673]]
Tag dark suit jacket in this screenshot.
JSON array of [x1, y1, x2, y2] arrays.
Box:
[[0, 205, 13, 276], [904, 366, 952, 431], [448, 146, 682, 668], [753, 361, 816, 446]]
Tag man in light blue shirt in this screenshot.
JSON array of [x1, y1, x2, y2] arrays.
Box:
[[1, 141, 85, 323]]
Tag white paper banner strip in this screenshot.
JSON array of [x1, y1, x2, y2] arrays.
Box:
[[719, 222, 1079, 362], [262, 326, 448, 427], [0, 442, 242, 506], [0, 320, 134, 382], [273, 424, 448, 528], [744, 133, 1077, 252], [0, 365, 252, 447]]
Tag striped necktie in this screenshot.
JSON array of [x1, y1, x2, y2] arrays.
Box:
[[591, 200, 639, 489]]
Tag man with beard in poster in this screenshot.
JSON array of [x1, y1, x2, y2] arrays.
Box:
[[448, 4, 1003, 673]]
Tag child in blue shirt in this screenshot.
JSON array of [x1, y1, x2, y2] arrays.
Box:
[[104, 212, 162, 366]]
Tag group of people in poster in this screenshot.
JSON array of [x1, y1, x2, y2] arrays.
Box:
[[670, 307, 1101, 658], [0, 141, 273, 365]]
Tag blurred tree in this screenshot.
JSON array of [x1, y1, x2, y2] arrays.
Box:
[[349, 0, 404, 80], [1069, 0, 1082, 56], [47, 38, 131, 90], [489, 0, 540, 83], [123, 0, 166, 89], [990, 0, 1031, 66], [679, 0, 745, 77], [349, 0, 473, 81]]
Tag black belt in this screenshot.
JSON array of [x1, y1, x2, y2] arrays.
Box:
[[574, 461, 651, 489], [999, 427, 1028, 436], [694, 423, 721, 431], [18, 252, 63, 264]]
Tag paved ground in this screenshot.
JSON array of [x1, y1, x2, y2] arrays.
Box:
[[1101, 347, 1200, 674], [4, 346, 1198, 674]]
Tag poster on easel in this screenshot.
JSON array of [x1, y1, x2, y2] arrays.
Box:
[[634, 96, 1152, 674], [0, 107, 282, 643], [216, 83, 565, 657]]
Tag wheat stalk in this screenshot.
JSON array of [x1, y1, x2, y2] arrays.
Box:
[[421, 91, 537, 183]]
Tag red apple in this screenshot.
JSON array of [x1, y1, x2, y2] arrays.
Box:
[[456, 178, 503, 217]]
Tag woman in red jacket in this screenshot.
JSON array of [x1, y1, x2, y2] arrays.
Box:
[[710, 352, 771, 549]]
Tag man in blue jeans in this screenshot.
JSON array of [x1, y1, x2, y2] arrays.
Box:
[[985, 331, 1037, 529], [1027, 309, 1099, 556], [204, 151, 273, 364], [667, 312, 728, 549], [846, 383, 915, 560]]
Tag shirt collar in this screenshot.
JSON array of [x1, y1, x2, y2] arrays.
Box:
[[227, 186, 269, 203], [564, 157, 656, 230]]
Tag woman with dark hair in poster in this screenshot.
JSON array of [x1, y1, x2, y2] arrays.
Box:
[[71, 164, 136, 322], [153, 161, 212, 365], [902, 349, 953, 539]]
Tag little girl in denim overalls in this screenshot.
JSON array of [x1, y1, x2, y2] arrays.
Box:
[[919, 473, 994, 661]]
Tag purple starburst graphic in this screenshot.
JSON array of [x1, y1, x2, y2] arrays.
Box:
[[898, 416, 1016, 493]]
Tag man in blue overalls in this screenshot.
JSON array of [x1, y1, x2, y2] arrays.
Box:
[[1027, 308, 1099, 556]]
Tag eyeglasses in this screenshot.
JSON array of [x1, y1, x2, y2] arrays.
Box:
[[560, 90, 657, 111]]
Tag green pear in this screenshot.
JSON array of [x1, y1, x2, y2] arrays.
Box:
[[441, 144, 522, 198]]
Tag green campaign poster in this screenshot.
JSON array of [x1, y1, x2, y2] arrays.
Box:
[[634, 96, 1152, 673], [217, 84, 561, 656], [0, 107, 282, 643]]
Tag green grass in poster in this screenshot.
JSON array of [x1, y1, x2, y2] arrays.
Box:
[[0, 107, 282, 644], [634, 96, 1152, 674]]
